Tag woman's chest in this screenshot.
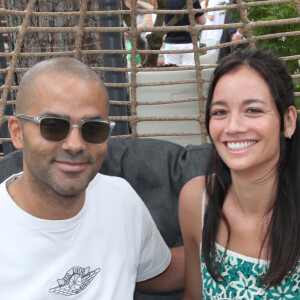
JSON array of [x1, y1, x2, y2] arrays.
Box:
[[216, 216, 269, 260]]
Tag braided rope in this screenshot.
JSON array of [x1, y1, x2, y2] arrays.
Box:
[[0, 0, 37, 128], [186, 0, 207, 142], [74, 0, 90, 59], [0, 0, 299, 152]]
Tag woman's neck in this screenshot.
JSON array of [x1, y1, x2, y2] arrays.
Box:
[[228, 170, 277, 219]]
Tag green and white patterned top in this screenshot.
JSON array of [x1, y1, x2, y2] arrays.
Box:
[[200, 244, 300, 299], [200, 193, 300, 299]]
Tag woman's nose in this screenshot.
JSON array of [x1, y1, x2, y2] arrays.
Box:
[[224, 113, 246, 134]]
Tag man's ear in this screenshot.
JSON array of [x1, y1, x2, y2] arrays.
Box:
[[284, 105, 298, 138], [8, 116, 24, 149]]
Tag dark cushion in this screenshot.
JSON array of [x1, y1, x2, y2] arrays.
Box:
[[0, 148, 23, 182], [0, 138, 212, 300]]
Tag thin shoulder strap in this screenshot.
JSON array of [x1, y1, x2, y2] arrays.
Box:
[[200, 189, 206, 257], [201, 189, 206, 230]]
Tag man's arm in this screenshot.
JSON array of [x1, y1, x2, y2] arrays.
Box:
[[196, 14, 206, 25], [136, 246, 184, 293], [194, 0, 206, 25], [231, 28, 244, 49]]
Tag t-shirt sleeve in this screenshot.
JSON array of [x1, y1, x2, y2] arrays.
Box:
[[194, 1, 204, 18], [208, 0, 220, 16], [136, 201, 171, 282]]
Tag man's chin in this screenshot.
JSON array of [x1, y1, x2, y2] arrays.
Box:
[[50, 180, 88, 197], [51, 171, 98, 197]]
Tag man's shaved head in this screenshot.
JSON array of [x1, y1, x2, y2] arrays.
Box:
[[16, 57, 108, 114]]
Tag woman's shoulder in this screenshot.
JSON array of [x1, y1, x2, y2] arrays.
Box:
[[179, 176, 206, 239], [180, 175, 206, 205]]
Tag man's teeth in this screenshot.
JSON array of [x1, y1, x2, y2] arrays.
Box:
[[227, 141, 256, 151]]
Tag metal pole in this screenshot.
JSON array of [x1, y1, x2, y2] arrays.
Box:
[[98, 0, 129, 135]]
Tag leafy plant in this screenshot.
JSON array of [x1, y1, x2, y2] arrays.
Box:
[[233, 1, 300, 107]]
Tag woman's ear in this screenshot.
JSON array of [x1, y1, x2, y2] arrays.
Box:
[[8, 116, 24, 149], [284, 105, 298, 139]]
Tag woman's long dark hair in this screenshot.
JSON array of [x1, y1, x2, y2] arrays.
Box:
[[202, 49, 300, 288]]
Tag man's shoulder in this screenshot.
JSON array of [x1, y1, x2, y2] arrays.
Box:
[[170, 0, 186, 9], [88, 174, 139, 200], [90, 173, 133, 190], [193, 0, 201, 9], [87, 174, 145, 216]]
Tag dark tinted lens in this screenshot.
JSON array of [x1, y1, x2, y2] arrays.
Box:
[[82, 121, 110, 144], [40, 118, 70, 141]]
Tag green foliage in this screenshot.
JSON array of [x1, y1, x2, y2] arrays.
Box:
[[234, 1, 300, 107], [295, 84, 300, 109], [246, 2, 300, 73]]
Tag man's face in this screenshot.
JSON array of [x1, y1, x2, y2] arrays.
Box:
[[20, 73, 109, 197]]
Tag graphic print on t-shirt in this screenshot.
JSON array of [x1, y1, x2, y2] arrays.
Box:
[[49, 266, 101, 296]]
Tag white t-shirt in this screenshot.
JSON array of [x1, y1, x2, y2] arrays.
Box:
[[0, 173, 171, 300], [206, 0, 227, 41]]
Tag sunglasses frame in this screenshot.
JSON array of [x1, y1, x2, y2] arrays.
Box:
[[16, 113, 115, 145]]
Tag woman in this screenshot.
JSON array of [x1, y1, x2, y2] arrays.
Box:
[[179, 49, 300, 299]]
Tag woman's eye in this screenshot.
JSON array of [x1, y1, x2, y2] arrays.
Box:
[[247, 108, 262, 114], [211, 110, 227, 116]]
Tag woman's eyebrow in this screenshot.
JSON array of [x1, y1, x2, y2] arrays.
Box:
[[211, 100, 227, 107], [211, 99, 265, 107], [243, 98, 265, 105]]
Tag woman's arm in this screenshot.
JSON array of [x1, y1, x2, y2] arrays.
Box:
[[179, 176, 205, 300], [136, 246, 184, 292], [137, 0, 154, 10]]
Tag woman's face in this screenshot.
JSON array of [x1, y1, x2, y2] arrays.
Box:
[[209, 66, 281, 176]]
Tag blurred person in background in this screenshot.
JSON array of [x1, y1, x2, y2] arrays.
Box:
[[163, 0, 206, 66]]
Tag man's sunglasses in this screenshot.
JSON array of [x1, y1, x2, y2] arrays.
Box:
[[16, 114, 115, 145]]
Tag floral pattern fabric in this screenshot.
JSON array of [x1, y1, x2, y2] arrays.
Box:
[[201, 244, 300, 300]]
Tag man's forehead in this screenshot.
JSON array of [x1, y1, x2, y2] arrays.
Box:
[[34, 73, 107, 96], [29, 72, 109, 112], [36, 72, 99, 84]]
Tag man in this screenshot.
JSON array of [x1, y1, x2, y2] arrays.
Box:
[[1, 57, 183, 299], [164, 0, 206, 66]]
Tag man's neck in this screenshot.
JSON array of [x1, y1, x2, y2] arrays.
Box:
[[6, 174, 86, 220]]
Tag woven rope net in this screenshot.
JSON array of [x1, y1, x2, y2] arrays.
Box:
[[0, 0, 299, 155]]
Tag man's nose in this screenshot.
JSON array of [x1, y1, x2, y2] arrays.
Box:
[[61, 125, 87, 153]]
